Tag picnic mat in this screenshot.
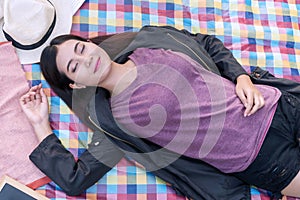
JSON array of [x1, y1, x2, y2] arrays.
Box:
[[21, 0, 300, 199]]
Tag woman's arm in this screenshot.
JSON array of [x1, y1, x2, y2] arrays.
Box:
[[179, 28, 245, 82], [20, 85, 124, 196], [19, 84, 52, 141], [29, 132, 124, 196], [178, 28, 265, 116]]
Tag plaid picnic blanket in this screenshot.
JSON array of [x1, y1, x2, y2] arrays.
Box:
[[24, 0, 299, 199]]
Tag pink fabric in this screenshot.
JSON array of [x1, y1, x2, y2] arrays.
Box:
[[0, 42, 48, 187]]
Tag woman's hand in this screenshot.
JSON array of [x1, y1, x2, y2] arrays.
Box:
[[20, 84, 48, 125], [20, 84, 52, 141], [235, 74, 265, 117]]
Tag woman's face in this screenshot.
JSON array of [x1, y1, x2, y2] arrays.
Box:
[[56, 39, 112, 88]]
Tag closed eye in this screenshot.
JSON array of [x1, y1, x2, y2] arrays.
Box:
[[80, 44, 85, 54], [72, 63, 78, 73], [75, 42, 85, 54]]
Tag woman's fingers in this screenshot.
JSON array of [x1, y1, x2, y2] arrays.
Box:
[[40, 87, 47, 103], [235, 74, 265, 117], [244, 93, 265, 117], [30, 92, 35, 102], [20, 84, 44, 106], [20, 92, 34, 102], [29, 84, 39, 93], [236, 90, 247, 107], [244, 92, 254, 116]]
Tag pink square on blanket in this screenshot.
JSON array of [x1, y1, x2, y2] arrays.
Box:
[[0, 42, 50, 189]]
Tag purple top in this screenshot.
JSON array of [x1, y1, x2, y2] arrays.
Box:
[[111, 48, 281, 173]]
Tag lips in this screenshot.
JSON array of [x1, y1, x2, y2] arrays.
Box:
[[94, 57, 101, 73]]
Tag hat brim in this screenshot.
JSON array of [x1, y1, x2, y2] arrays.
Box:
[[0, 0, 74, 64]]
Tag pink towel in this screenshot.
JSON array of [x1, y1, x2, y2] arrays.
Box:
[[0, 42, 50, 188]]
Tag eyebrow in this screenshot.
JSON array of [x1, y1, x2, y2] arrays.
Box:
[[67, 42, 80, 72]]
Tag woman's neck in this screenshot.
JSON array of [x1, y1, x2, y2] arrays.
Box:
[[100, 60, 136, 95]]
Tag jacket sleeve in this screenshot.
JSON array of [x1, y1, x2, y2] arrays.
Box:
[[179, 28, 248, 82], [29, 131, 124, 196]]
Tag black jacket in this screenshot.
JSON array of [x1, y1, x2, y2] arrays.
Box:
[[30, 26, 299, 199]]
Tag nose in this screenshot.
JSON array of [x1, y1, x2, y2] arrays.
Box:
[[83, 56, 92, 67]]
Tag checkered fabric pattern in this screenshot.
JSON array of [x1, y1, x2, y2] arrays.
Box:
[[23, 0, 300, 199]]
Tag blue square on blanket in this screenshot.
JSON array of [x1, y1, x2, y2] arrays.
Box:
[[127, 184, 137, 194]]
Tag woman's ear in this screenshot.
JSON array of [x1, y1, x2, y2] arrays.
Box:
[[69, 83, 86, 89]]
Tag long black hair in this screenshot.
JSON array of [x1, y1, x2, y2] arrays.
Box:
[[40, 34, 114, 91], [40, 35, 87, 91]]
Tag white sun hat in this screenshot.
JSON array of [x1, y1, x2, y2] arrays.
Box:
[[0, 0, 84, 64]]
